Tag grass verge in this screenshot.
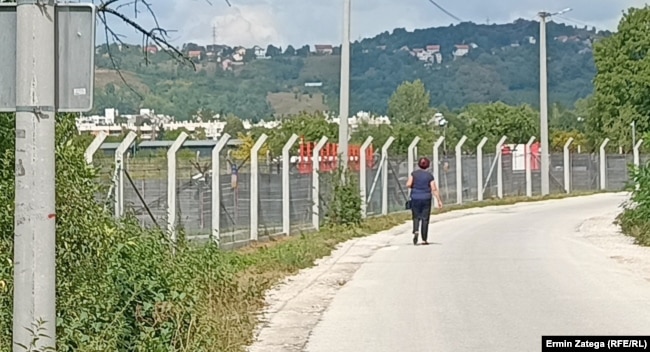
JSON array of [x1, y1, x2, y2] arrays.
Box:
[[219, 190, 608, 351]]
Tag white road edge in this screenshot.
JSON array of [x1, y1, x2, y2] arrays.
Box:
[[246, 193, 650, 352]]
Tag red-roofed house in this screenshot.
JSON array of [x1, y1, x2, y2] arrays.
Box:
[[314, 44, 333, 55], [453, 44, 469, 58], [188, 50, 202, 60], [425, 45, 440, 53]]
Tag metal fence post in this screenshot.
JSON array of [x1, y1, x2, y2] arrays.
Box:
[[167, 132, 188, 245], [312, 136, 328, 231], [250, 134, 269, 241], [563, 137, 574, 194], [211, 133, 230, 245], [433, 136, 445, 207], [84, 131, 107, 164], [525, 136, 536, 197], [381, 136, 396, 215], [455, 135, 468, 204], [407, 136, 421, 176], [359, 136, 373, 218], [633, 139, 643, 168], [114, 132, 137, 218], [599, 138, 610, 191], [282, 134, 299, 235], [476, 137, 488, 201], [496, 136, 507, 199], [633, 139, 643, 190]]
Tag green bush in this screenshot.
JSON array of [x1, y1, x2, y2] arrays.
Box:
[[321, 166, 362, 227], [616, 162, 650, 246], [0, 115, 255, 351], [0, 113, 612, 352]]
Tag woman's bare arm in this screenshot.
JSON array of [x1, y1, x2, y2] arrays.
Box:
[[430, 180, 443, 207], [406, 175, 414, 189]]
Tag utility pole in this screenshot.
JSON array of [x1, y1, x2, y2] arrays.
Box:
[[632, 120, 636, 151], [538, 7, 571, 196], [338, 0, 351, 172], [5, 2, 94, 348], [212, 24, 217, 47], [538, 11, 550, 196], [14, 0, 57, 349]]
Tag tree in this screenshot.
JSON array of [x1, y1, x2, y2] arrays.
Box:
[[459, 102, 539, 151], [159, 127, 189, 141], [266, 45, 282, 57], [222, 115, 246, 137], [284, 45, 296, 56], [591, 6, 650, 151], [351, 122, 440, 155], [232, 132, 270, 162], [551, 130, 589, 152], [387, 80, 433, 125], [265, 112, 338, 156]]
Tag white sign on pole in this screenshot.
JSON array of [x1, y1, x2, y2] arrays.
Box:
[[0, 3, 96, 112]]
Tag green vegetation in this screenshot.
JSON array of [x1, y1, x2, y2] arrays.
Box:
[[92, 19, 605, 121], [0, 113, 607, 351], [617, 163, 650, 246], [605, 7, 650, 247], [590, 7, 650, 152], [2, 5, 650, 352]]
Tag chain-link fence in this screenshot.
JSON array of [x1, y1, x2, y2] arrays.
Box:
[[86, 134, 649, 251]]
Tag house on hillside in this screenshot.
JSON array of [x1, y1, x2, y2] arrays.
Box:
[[222, 59, 233, 71], [554, 35, 581, 43], [398, 45, 410, 52], [145, 46, 158, 54], [411, 45, 443, 64], [232, 46, 246, 61], [314, 44, 334, 55], [453, 44, 470, 59], [188, 50, 202, 60], [253, 45, 267, 58], [206, 44, 228, 59], [425, 45, 442, 64], [425, 45, 440, 53]]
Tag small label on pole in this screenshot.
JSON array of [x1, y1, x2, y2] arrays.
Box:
[[73, 88, 86, 96]]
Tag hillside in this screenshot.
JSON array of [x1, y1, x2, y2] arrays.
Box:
[[91, 19, 609, 120]]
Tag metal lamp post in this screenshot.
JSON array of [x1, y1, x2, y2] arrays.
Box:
[[338, 0, 351, 171], [539, 7, 572, 195]]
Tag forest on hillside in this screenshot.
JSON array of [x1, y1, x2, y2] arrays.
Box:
[[91, 19, 609, 121]]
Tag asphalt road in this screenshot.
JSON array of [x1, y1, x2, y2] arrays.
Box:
[[303, 194, 650, 352]]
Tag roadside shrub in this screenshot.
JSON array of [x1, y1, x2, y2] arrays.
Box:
[[616, 162, 650, 246], [321, 166, 362, 227], [0, 115, 245, 351]]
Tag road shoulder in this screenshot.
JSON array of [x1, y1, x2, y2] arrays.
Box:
[[576, 208, 650, 283]]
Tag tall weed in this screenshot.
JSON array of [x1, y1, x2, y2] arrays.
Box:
[[616, 162, 650, 246]]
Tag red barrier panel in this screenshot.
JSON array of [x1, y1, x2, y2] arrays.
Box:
[[297, 137, 375, 174]]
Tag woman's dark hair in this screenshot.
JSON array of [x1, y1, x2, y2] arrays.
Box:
[[418, 157, 430, 170]]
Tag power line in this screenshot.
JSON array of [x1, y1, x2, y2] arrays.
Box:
[[427, 0, 462, 22], [555, 15, 603, 31]]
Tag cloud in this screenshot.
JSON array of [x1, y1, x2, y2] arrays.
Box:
[[210, 4, 285, 47], [102, 0, 648, 47]]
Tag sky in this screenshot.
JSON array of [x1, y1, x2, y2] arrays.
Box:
[[103, 0, 650, 48]]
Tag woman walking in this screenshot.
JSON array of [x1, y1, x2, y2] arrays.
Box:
[[406, 157, 443, 245]]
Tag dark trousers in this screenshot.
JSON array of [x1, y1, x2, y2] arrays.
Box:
[[411, 198, 432, 241]]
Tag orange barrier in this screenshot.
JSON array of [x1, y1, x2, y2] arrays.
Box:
[[297, 137, 375, 174]]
